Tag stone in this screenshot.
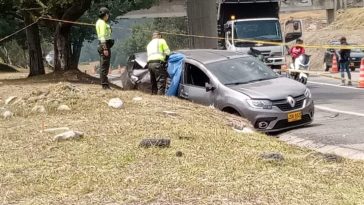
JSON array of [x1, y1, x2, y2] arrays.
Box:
[[233, 127, 255, 134], [57, 104, 71, 111], [108, 98, 124, 109], [53, 130, 84, 142], [32, 105, 46, 113], [132, 97, 143, 102], [176, 151, 183, 157], [139, 139, 171, 148], [5, 96, 17, 105], [44, 127, 70, 133], [260, 152, 285, 162], [3, 110, 13, 120], [163, 111, 178, 117]]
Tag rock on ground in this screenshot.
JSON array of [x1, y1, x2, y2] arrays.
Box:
[[3, 110, 13, 119], [108, 98, 124, 109], [57, 105, 71, 111], [139, 139, 171, 148], [5, 96, 17, 105], [32, 105, 46, 113], [260, 152, 285, 161], [53, 131, 84, 142]]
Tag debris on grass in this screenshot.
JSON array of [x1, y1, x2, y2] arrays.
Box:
[[139, 138, 171, 148], [53, 130, 84, 142]]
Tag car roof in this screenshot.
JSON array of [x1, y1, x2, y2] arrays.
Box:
[[177, 49, 248, 64]]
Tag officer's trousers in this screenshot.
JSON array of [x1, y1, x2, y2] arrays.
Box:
[[148, 62, 167, 95]]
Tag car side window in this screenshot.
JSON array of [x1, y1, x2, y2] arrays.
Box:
[[184, 63, 210, 87]]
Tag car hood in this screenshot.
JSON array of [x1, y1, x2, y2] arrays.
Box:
[[229, 77, 307, 100]]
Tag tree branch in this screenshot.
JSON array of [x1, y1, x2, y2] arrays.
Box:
[[34, 0, 47, 9]]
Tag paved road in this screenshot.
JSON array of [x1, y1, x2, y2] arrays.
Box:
[[280, 73, 364, 160]]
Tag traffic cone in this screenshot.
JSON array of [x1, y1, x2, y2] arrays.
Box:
[[358, 58, 364, 88], [331, 54, 339, 73]]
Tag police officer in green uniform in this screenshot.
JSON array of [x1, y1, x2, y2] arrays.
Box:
[[147, 31, 171, 95], [96, 7, 114, 89]]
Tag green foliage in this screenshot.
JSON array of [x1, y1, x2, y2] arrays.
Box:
[[111, 17, 188, 67]]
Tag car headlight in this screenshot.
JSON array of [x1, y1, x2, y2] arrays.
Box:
[[247, 99, 272, 109], [305, 88, 312, 99]]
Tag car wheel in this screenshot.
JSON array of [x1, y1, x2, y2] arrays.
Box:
[[223, 107, 240, 116], [351, 67, 355, 72]]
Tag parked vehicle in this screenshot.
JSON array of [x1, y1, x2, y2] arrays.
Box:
[[187, 0, 303, 72], [324, 41, 363, 71], [289, 54, 311, 85], [122, 50, 314, 133], [350, 47, 364, 70]]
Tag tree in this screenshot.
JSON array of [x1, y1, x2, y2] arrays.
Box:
[[0, 0, 45, 76], [38, 0, 158, 72], [113, 17, 188, 67]]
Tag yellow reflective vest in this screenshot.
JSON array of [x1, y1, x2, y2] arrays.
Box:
[[95, 19, 112, 43], [147, 38, 171, 62]]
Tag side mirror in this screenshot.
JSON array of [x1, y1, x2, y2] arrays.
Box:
[[205, 82, 215, 92], [285, 32, 302, 43], [224, 24, 232, 32]]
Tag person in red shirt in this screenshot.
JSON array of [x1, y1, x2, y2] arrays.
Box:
[[289, 39, 305, 63]]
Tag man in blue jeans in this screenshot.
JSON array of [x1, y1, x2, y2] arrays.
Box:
[[339, 37, 352, 86]]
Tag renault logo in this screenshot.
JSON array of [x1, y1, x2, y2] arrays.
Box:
[[287, 96, 296, 108]]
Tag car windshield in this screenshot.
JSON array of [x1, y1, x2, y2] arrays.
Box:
[[206, 57, 278, 85], [234, 20, 282, 41]]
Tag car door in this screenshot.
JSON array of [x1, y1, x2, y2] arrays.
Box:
[[179, 62, 214, 106]]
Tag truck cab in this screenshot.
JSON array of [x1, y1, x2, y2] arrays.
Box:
[[224, 18, 284, 70], [217, 0, 302, 71]]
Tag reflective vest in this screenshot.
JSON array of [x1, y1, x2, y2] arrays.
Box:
[[147, 38, 171, 62], [96, 19, 112, 43]]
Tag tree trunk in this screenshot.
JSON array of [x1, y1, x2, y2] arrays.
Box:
[[24, 12, 45, 77], [54, 24, 73, 72], [70, 37, 84, 70], [52, 0, 92, 72]]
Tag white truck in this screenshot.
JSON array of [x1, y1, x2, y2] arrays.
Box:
[[188, 0, 303, 72]]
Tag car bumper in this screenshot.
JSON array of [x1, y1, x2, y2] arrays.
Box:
[[245, 99, 315, 133]]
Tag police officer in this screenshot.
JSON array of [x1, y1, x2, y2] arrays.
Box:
[[96, 7, 114, 90], [147, 31, 171, 95]]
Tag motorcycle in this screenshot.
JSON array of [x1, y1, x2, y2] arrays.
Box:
[[289, 54, 311, 85]]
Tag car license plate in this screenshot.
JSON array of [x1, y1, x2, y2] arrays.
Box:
[[288, 111, 302, 122]]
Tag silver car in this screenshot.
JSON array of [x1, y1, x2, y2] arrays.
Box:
[[123, 49, 314, 132]]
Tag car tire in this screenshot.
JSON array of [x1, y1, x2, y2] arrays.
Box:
[[351, 67, 355, 72]]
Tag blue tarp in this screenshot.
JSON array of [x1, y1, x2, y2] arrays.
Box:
[[166, 53, 185, 96]]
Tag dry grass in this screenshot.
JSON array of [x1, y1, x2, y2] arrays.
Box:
[[1, 72, 364, 205]]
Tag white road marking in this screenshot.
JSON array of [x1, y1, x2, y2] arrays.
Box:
[[315, 105, 364, 117], [308, 81, 364, 91]]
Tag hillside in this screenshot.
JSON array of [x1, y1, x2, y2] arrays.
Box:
[[1, 72, 364, 204]]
